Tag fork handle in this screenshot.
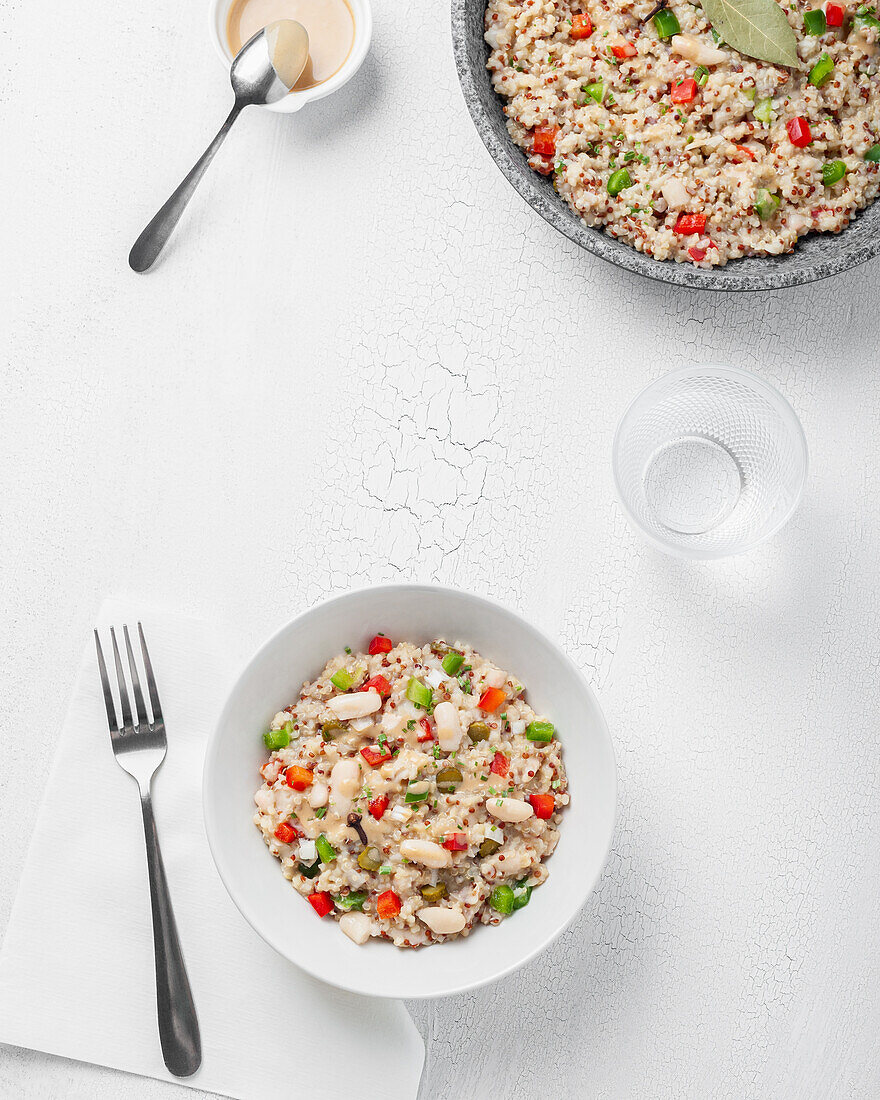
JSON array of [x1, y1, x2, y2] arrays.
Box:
[[139, 789, 202, 1077]]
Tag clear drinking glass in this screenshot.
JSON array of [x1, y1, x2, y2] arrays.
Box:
[[612, 365, 808, 559]]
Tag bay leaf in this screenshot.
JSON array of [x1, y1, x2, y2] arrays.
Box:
[[699, 0, 800, 67]]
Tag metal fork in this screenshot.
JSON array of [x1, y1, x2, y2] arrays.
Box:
[[94, 623, 201, 1078]]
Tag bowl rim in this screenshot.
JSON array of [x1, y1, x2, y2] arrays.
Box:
[[202, 581, 618, 998], [450, 0, 880, 291], [610, 364, 810, 558]]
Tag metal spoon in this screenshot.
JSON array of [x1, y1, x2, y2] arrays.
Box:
[[129, 20, 309, 273]]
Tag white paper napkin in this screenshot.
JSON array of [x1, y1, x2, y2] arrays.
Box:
[[0, 599, 425, 1099]]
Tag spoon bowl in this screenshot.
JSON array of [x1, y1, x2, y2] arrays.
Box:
[[233, 19, 309, 104]]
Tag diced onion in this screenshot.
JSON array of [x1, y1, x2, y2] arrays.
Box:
[[297, 839, 317, 862]]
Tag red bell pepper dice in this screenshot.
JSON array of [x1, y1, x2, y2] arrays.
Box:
[[443, 833, 469, 851], [363, 674, 392, 698], [571, 13, 593, 38], [673, 212, 707, 235], [786, 117, 812, 147], [376, 890, 402, 919], [825, 2, 844, 24], [308, 892, 334, 917], [417, 717, 434, 742], [529, 793, 556, 819], [273, 821, 298, 843], [670, 78, 698, 104], [368, 635, 393, 655], [368, 794, 389, 820], [360, 744, 393, 767], [285, 765, 314, 791], [611, 41, 637, 58], [490, 751, 509, 777], [688, 246, 708, 262], [478, 686, 506, 712], [531, 125, 558, 157]]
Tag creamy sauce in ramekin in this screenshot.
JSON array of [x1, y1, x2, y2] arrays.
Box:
[[226, 0, 355, 90]]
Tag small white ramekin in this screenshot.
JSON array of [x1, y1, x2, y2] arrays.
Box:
[[208, 0, 372, 113]]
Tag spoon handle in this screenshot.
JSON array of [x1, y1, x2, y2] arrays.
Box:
[[129, 103, 244, 273]]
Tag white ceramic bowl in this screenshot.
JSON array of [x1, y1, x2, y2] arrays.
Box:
[[203, 584, 617, 999], [208, 0, 372, 113]]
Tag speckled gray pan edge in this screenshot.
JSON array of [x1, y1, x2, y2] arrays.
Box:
[[451, 0, 880, 291]]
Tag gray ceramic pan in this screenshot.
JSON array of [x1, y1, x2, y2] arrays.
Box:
[[451, 0, 880, 290]]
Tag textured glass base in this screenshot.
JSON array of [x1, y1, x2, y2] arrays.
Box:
[[644, 436, 743, 535]]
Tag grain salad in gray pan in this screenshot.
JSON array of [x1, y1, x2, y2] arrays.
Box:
[[484, 0, 880, 265], [254, 635, 568, 947]]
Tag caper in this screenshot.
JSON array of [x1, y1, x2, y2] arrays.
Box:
[[468, 721, 490, 743], [436, 765, 463, 792], [321, 718, 345, 742], [357, 845, 383, 872], [420, 883, 448, 903], [478, 838, 500, 858]]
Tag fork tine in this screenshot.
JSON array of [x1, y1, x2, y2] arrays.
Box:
[[138, 622, 164, 727], [110, 627, 134, 731], [123, 624, 150, 729], [94, 630, 119, 734]]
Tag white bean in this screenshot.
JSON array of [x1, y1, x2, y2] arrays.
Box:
[[419, 907, 466, 935], [327, 692, 382, 720], [308, 781, 328, 808], [661, 178, 690, 210], [486, 797, 534, 823], [330, 758, 361, 816], [670, 33, 726, 65], [484, 667, 506, 689], [399, 838, 452, 868], [254, 789, 274, 813], [434, 701, 462, 752], [339, 912, 372, 945], [382, 709, 406, 735]]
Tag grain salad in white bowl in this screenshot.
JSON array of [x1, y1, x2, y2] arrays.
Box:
[[203, 585, 616, 998], [255, 637, 568, 947]]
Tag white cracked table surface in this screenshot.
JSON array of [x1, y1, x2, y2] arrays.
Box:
[[2, 0, 880, 1095]]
